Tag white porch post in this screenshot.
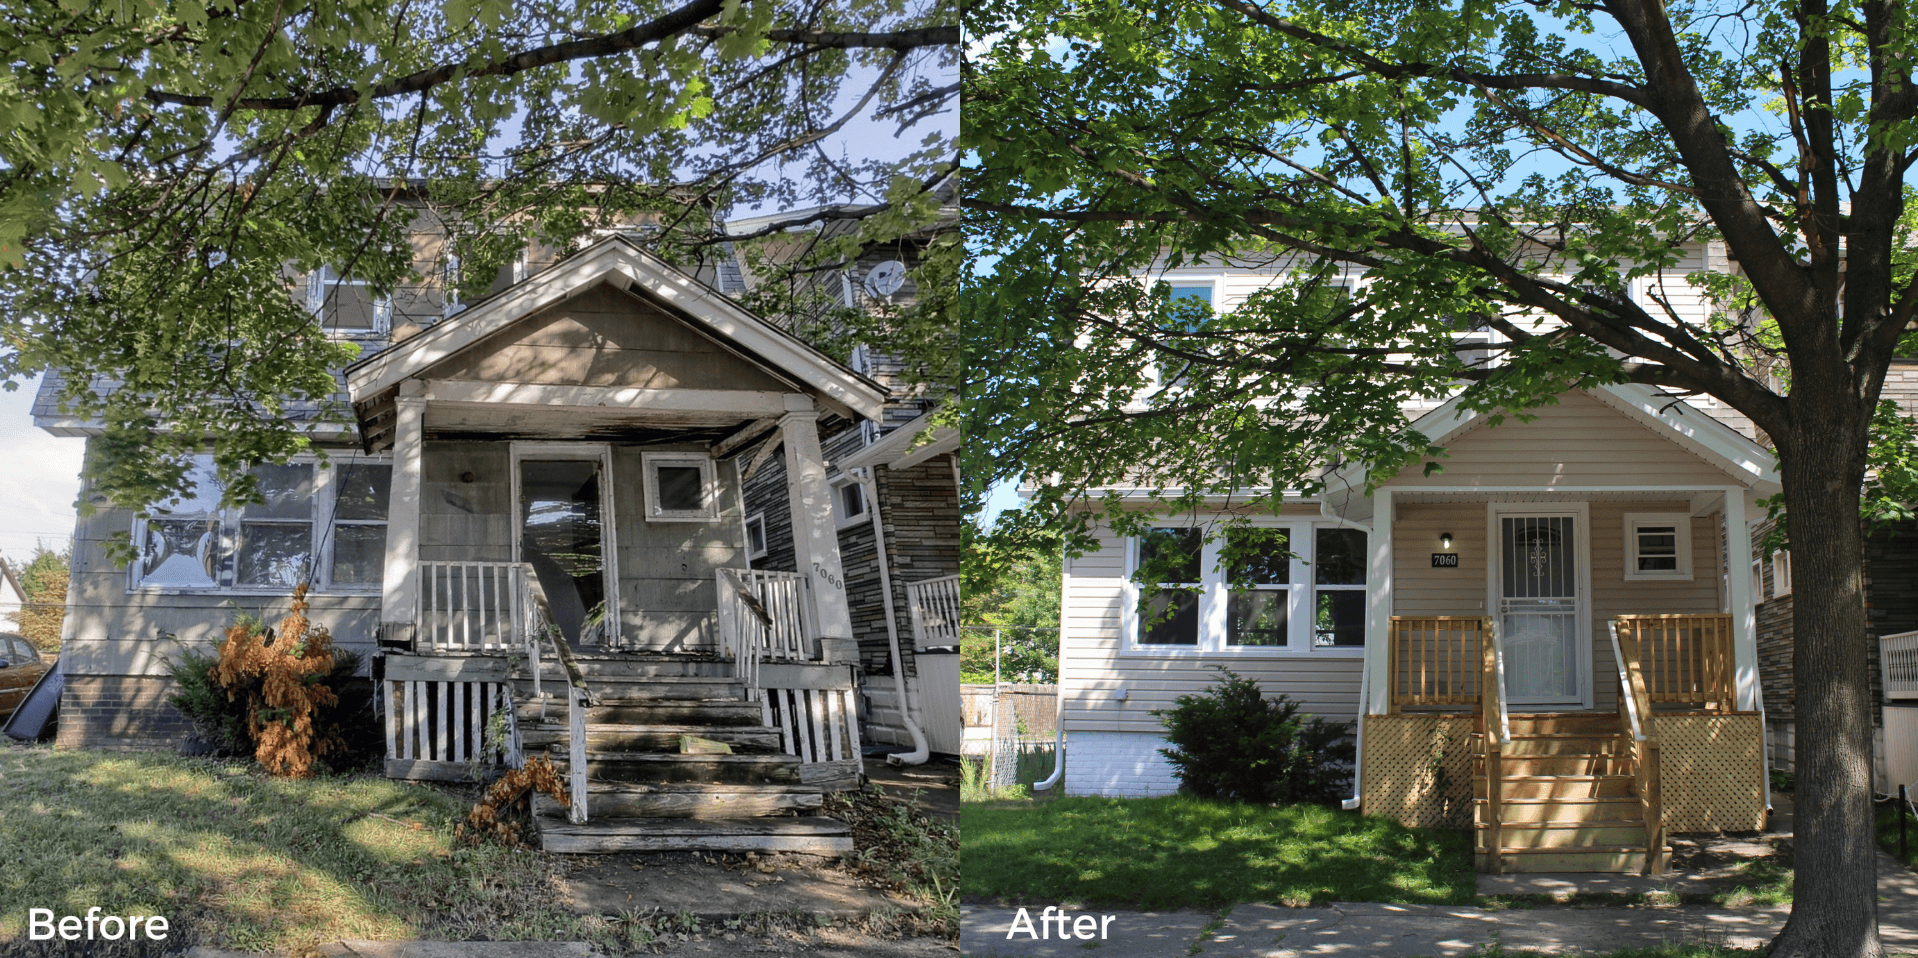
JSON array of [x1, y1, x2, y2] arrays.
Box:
[[1364, 489, 1395, 715], [380, 382, 426, 645], [1725, 487, 1760, 711], [780, 396, 856, 663]]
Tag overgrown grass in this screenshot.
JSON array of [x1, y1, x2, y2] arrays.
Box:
[[961, 794, 1475, 909], [960, 743, 1056, 803], [0, 742, 586, 955], [823, 785, 960, 938]]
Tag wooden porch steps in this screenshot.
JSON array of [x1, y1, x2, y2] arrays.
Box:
[[1476, 711, 1670, 874], [520, 653, 850, 856]]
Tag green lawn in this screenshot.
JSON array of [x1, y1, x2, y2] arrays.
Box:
[[0, 742, 587, 954], [961, 794, 1475, 910]]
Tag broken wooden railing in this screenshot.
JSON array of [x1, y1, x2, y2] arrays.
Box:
[[717, 568, 864, 789]]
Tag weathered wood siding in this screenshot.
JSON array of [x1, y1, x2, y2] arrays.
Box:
[[609, 445, 747, 650], [433, 283, 792, 392], [419, 441, 513, 563]]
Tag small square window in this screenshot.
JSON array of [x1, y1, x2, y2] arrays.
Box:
[[641, 453, 717, 522], [833, 480, 867, 528], [745, 513, 769, 560], [1624, 514, 1691, 580]]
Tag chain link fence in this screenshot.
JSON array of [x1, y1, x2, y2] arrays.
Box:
[[961, 626, 1059, 796]]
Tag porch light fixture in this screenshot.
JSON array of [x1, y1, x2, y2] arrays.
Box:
[[1440, 532, 1454, 550]]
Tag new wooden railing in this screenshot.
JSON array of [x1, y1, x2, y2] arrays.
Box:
[[1609, 619, 1667, 874], [1386, 616, 1491, 712], [1611, 614, 1735, 712], [1479, 617, 1511, 873]]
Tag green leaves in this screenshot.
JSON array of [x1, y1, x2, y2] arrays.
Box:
[[0, 0, 957, 515]]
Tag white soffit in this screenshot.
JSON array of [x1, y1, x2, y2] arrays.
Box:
[[837, 410, 959, 471], [344, 238, 887, 421]]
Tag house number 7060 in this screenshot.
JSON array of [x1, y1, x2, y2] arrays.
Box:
[[812, 562, 843, 591]]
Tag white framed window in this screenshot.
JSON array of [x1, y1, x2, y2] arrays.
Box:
[[442, 254, 466, 317], [1122, 522, 1367, 655], [641, 452, 717, 522], [1751, 557, 1763, 603], [1623, 514, 1692, 580], [832, 479, 868, 528], [1773, 549, 1793, 598], [1131, 527, 1203, 648], [305, 265, 391, 337], [744, 512, 769, 560], [133, 454, 390, 593]]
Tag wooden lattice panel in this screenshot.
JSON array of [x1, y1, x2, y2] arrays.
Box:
[[1361, 714, 1476, 829], [1653, 713, 1766, 833]]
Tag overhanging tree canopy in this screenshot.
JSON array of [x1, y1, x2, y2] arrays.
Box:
[[965, 0, 1915, 954], [0, 0, 956, 511]]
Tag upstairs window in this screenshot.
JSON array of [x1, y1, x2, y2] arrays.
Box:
[[1624, 514, 1692, 581], [306, 266, 390, 337]]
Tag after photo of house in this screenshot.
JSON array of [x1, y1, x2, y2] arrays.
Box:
[[0, 3, 960, 957], [961, 0, 1918, 957]]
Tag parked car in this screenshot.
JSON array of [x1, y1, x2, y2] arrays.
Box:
[[0, 633, 48, 720]]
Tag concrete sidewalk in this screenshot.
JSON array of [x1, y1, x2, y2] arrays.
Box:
[[960, 849, 1918, 957]]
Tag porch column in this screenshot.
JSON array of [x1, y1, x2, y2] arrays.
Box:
[[780, 396, 856, 663], [1364, 489, 1395, 715], [379, 382, 426, 645], [1725, 488, 1760, 711]]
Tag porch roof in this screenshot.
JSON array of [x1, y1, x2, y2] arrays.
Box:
[[343, 236, 887, 445]]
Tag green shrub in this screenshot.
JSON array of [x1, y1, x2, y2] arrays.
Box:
[[166, 647, 253, 755], [1154, 667, 1353, 805]]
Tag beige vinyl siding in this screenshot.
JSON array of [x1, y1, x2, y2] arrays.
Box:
[[1393, 503, 1489, 618], [1059, 516, 1364, 734], [1385, 390, 1732, 488], [1587, 501, 1724, 711]]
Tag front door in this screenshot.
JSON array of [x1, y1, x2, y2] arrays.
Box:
[[517, 454, 616, 649], [1496, 513, 1584, 704]]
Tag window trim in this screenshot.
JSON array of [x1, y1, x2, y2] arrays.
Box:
[[1118, 518, 1366, 658], [1622, 513, 1693, 581], [129, 453, 393, 595], [744, 512, 769, 560], [640, 451, 719, 522], [1773, 549, 1793, 598]]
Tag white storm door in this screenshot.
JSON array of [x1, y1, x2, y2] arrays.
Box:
[[1495, 512, 1585, 704]]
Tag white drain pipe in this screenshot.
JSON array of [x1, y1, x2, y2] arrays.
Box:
[[851, 465, 928, 765]]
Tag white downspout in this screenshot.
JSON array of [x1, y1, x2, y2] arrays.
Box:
[[851, 465, 929, 766]]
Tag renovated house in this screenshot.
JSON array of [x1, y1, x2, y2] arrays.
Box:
[[1050, 249, 1784, 873], [35, 221, 924, 853]]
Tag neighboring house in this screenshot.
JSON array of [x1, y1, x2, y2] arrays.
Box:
[[35, 224, 905, 854], [727, 199, 962, 758], [1049, 248, 1782, 873], [0, 560, 27, 635]]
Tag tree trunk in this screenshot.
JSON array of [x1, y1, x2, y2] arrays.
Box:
[[1768, 401, 1883, 958]]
